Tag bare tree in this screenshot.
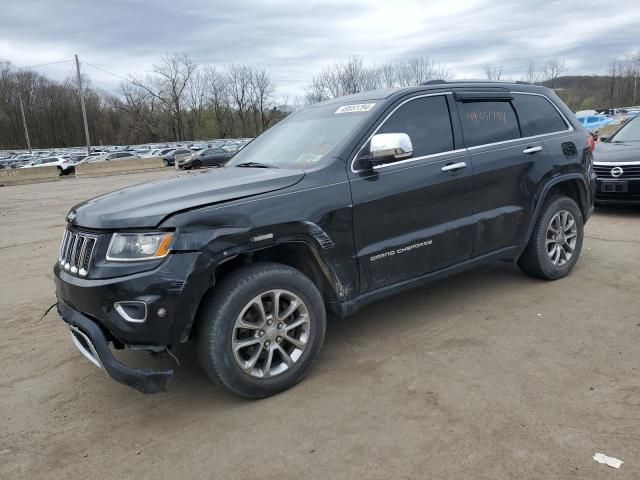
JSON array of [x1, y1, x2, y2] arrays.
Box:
[[521, 61, 540, 84], [396, 57, 443, 85], [542, 57, 567, 88], [250, 67, 276, 133], [204, 67, 233, 138], [484, 63, 503, 81], [225, 64, 253, 136], [378, 63, 397, 88], [129, 53, 197, 140], [185, 70, 207, 139], [304, 55, 452, 104]]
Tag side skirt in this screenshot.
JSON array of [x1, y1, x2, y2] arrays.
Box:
[[328, 245, 523, 318]]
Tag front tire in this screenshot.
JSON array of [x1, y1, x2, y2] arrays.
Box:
[[196, 262, 326, 399], [518, 195, 584, 280], [192, 160, 202, 169], [162, 159, 169, 167]]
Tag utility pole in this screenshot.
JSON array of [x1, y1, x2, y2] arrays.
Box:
[[75, 54, 91, 156], [17, 92, 32, 154]]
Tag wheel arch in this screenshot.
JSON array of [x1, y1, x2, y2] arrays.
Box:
[[211, 240, 342, 305], [527, 174, 589, 242]]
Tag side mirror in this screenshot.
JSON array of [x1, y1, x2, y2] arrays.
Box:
[[360, 133, 413, 169]]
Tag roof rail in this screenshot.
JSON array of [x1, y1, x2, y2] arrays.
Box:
[[420, 79, 447, 85]]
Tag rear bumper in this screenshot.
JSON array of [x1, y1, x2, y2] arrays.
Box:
[[57, 298, 173, 394]]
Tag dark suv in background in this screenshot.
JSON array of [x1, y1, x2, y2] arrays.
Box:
[[54, 81, 595, 398], [177, 146, 239, 169]]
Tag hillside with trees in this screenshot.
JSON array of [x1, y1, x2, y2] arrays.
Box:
[[1, 51, 638, 150]]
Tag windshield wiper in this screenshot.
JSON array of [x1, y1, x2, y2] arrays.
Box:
[[235, 162, 277, 168]]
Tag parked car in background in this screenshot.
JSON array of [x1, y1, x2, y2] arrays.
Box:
[[161, 148, 191, 166], [576, 114, 613, 133], [64, 154, 88, 164], [142, 149, 164, 158], [177, 147, 238, 169], [105, 151, 139, 161], [21, 156, 75, 175], [593, 114, 640, 204], [190, 143, 210, 152]]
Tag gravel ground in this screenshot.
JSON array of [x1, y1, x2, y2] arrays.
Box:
[[1, 171, 639, 479]]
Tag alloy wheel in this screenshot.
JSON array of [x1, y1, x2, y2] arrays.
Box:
[[231, 289, 310, 378], [546, 210, 578, 266]]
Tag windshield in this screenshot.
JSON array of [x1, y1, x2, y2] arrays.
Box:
[[225, 102, 376, 169], [610, 115, 640, 142]]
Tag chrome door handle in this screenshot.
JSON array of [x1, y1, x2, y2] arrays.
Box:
[[441, 162, 467, 172], [522, 146, 543, 154]]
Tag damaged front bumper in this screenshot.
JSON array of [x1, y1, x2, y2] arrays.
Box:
[[57, 299, 173, 394]]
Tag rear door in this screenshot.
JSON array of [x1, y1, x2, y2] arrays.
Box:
[[455, 91, 551, 256], [350, 93, 474, 292]]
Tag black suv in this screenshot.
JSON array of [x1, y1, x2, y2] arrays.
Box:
[[54, 82, 596, 397]]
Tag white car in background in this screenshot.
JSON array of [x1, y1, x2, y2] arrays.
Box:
[[20, 156, 76, 175]]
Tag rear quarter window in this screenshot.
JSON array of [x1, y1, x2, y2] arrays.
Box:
[[512, 94, 568, 136], [458, 101, 520, 147]]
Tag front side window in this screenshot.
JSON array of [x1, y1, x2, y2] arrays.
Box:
[[376, 95, 454, 157], [512, 94, 567, 136], [459, 101, 520, 147]]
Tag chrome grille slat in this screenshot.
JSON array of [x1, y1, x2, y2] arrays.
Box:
[[59, 228, 97, 277], [594, 165, 640, 179], [59, 229, 69, 262], [64, 234, 77, 269]]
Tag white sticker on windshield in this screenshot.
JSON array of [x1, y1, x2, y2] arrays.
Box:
[[335, 103, 376, 114]]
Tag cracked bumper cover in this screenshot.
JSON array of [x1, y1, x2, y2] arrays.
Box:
[[57, 298, 173, 394]]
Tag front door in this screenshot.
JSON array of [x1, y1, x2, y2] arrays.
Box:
[[350, 93, 474, 293]]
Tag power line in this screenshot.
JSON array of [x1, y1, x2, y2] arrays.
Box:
[[16, 59, 75, 70], [82, 61, 130, 83]]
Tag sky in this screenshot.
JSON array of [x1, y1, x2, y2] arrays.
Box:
[[1, 0, 639, 98]]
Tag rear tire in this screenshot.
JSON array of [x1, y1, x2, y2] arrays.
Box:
[[162, 159, 169, 167], [518, 195, 584, 280], [196, 262, 326, 399]]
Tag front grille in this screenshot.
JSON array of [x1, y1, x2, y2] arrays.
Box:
[[594, 164, 640, 179], [59, 229, 97, 277]]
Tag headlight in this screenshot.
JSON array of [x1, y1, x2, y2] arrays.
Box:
[[106, 232, 174, 261]]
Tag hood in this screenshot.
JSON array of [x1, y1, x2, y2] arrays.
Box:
[[594, 141, 640, 163], [69, 167, 305, 229]]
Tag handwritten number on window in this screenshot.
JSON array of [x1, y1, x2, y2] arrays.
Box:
[[466, 111, 507, 127]]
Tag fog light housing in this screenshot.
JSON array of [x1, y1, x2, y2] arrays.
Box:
[[114, 301, 148, 323]]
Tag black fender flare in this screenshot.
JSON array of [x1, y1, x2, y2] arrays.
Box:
[[525, 173, 589, 244], [210, 222, 354, 303]]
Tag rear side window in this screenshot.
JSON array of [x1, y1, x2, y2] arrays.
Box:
[[458, 101, 520, 147], [512, 94, 567, 136], [377, 95, 454, 157]]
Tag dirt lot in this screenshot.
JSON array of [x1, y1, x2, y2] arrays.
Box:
[[1, 171, 639, 479]]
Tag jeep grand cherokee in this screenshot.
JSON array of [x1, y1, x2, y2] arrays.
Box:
[[55, 81, 596, 398]]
